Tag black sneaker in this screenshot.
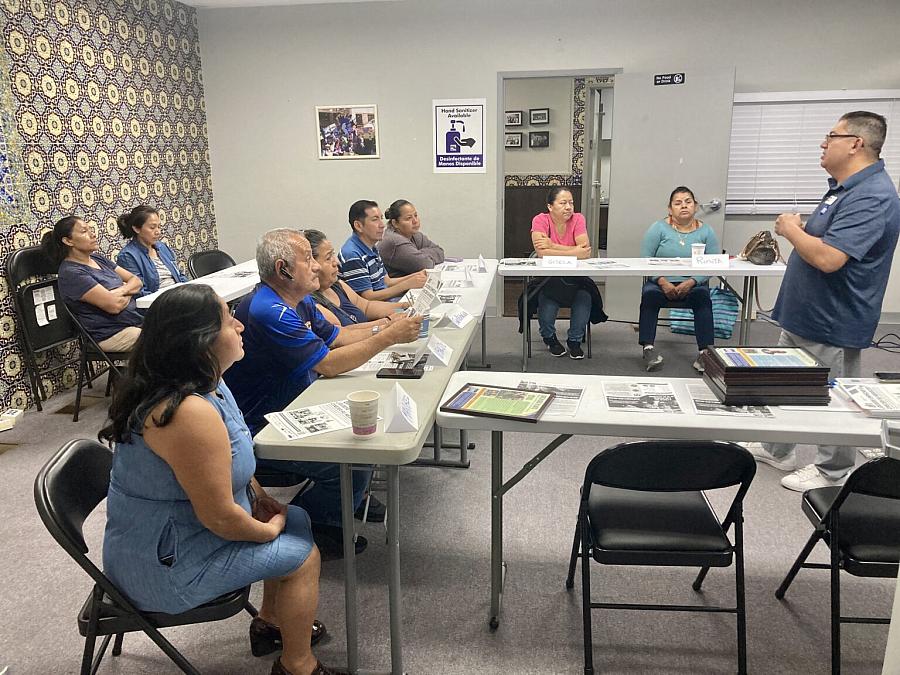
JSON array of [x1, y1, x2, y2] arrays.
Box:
[[567, 342, 584, 359], [544, 337, 567, 357], [354, 494, 386, 523], [312, 524, 368, 560]]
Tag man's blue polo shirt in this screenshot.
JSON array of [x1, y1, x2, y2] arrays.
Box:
[[338, 233, 386, 294], [772, 160, 900, 349], [223, 283, 339, 435]]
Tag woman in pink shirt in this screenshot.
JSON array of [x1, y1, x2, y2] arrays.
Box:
[[530, 187, 593, 358]]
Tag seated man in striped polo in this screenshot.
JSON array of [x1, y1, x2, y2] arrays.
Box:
[[338, 200, 427, 301]]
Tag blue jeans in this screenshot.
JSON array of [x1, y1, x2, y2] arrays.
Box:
[[538, 288, 591, 343], [638, 281, 714, 350], [255, 458, 371, 528]]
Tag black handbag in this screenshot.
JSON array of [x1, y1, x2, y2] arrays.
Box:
[[540, 277, 579, 306], [739, 230, 782, 265]]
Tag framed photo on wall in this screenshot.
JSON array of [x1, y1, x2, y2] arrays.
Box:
[[529, 108, 550, 125], [316, 105, 379, 159], [529, 131, 550, 148], [505, 110, 523, 127], [504, 132, 523, 148]]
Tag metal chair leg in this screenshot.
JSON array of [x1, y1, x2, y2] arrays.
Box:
[[830, 513, 841, 675], [579, 510, 594, 675], [565, 517, 580, 589], [775, 529, 821, 599], [111, 633, 124, 657], [735, 509, 747, 675]]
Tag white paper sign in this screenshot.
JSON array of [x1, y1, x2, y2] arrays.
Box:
[[46, 304, 57, 321], [427, 334, 453, 366], [35, 304, 48, 327], [384, 383, 418, 433], [542, 256, 578, 269], [477, 254, 487, 273], [692, 253, 730, 269], [446, 304, 474, 328], [433, 98, 486, 174]]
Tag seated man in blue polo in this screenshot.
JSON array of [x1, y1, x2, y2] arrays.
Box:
[[224, 228, 422, 559], [338, 199, 428, 301]]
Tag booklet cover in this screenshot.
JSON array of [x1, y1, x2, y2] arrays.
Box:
[[440, 384, 554, 422]]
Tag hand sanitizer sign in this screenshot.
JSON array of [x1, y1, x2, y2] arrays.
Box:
[[433, 98, 486, 173]]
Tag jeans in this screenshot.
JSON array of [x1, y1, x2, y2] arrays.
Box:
[[638, 281, 714, 350], [538, 288, 591, 344], [763, 330, 861, 479], [255, 458, 371, 528]]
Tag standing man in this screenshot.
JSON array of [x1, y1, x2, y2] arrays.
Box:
[[225, 229, 422, 557], [748, 111, 900, 491], [338, 200, 428, 301]]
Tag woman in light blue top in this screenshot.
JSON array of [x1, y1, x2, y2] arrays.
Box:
[[100, 284, 343, 675], [638, 186, 719, 372]]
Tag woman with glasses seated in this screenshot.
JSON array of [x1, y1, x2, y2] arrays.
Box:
[[638, 186, 719, 373], [41, 215, 143, 352], [305, 229, 407, 329], [116, 204, 188, 299], [378, 199, 445, 276], [100, 284, 343, 675]]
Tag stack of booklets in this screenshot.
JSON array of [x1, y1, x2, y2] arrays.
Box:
[[835, 379, 900, 418], [700, 347, 830, 406]]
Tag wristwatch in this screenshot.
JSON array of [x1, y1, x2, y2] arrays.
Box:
[[371, 325, 380, 335]]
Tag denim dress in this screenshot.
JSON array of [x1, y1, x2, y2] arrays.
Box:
[[102, 381, 314, 613]]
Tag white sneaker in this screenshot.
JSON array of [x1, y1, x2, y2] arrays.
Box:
[[692, 358, 705, 374], [643, 346, 663, 371], [858, 447, 886, 460], [744, 442, 797, 472], [781, 464, 847, 492]]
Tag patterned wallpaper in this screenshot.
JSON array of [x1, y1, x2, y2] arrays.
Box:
[[0, 0, 217, 410], [505, 75, 613, 188]]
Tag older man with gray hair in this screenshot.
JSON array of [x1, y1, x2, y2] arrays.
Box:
[[225, 228, 422, 558]]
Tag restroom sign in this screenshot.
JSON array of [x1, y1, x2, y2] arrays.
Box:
[[433, 98, 486, 174]]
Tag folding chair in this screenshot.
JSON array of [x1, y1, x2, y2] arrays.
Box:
[[565, 440, 756, 674], [775, 457, 900, 674], [34, 439, 257, 675], [188, 249, 236, 279], [5, 246, 80, 410]]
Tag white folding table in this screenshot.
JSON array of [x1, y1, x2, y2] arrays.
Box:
[[435, 370, 883, 630], [135, 259, 259, 309]]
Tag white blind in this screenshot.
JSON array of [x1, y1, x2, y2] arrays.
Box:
[[726, 95, 900, 215]]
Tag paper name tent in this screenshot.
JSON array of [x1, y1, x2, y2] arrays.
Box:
[[384, 383, 418, 433]]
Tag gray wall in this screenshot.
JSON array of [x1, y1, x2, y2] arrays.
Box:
[[198, 0, 900, 314], [503, 77, 572, 175]]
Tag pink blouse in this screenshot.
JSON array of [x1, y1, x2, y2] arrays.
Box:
[[531, 212, 587, 247]]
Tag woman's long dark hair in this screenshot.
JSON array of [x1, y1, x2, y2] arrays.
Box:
[[99, 284, 224, 443], [40, 215, 82, 267]]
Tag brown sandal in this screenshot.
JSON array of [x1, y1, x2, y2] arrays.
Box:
[[250, 617, 327, 656]]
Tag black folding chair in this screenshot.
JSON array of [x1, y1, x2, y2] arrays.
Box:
[[188, 249, 236, 279], [5, 246, 81, 410], [565, 440, 756, 674], [34, 439, 257, 675], [63, 305, 131, 422], [775, 457, 900, 674]]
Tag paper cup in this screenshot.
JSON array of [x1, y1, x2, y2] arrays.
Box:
[[691, 243, 705, 257], [347, 390, 380, 438]]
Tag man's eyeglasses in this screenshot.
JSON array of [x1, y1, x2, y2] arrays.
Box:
[[824, 132, 861, 144]]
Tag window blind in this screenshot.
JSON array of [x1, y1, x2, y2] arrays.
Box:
[[726, 95, 900, 215]]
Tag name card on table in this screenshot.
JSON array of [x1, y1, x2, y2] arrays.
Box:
[[542, 256, 578, 269], [384, 383, 418, 433], [477, 254, 488, 273], [692, 253, 730, 269], [445, 304, 474, 328], [427, 334, 454, 366]]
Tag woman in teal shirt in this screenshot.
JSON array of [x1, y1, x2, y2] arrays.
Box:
[[638, 186, 719, 372]]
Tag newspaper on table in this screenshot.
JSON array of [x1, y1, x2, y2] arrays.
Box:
[[602, 381, 683, 413], [517, 381, 584, 417], [352, 351, 435, 373], [265, 400, 368, 440], [835, 378, 900, 418], [686, 382, 773, 418], [585, 258, 629, 269], [647, 258, 688, 265], [500, 258, 538, 266]]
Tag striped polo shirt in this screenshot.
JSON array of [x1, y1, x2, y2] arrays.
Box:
[[337, 232, 387, 294]]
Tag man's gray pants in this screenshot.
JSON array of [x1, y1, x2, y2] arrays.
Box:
[[764, 329, 861, 479]]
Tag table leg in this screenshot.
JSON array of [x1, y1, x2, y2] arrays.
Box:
[[387, 465, 403, 675], [490, 430, 504, 630], [521, 277, 528, 372], [739, 277, 754, 345], [340, 464, 358, 674]]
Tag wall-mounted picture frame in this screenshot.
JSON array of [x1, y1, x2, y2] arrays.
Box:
[[504, 132, 523, 148], [316, 104, 379, 159], [529, 108, 550, 125], [505, 110, 523, 127], [529, 131, 550, 148]]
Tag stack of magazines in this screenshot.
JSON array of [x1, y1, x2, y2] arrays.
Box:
[[700, 347, 830, 406], [835, 379, 900, 418]]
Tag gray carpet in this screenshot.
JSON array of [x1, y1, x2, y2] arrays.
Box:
[[1, 316, 898, 674]]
